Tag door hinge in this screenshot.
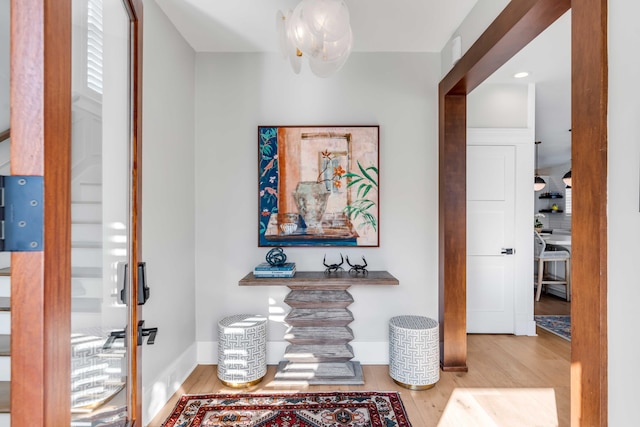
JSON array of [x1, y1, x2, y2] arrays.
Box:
[[0, 176, 44, 252]]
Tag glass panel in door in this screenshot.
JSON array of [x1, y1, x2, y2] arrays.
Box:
[[71, 0, 133, 424]]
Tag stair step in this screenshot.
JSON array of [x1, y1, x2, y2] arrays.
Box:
[[0, 354, 8, 382], [285, 309, 354, 327], [0, 299, 8, 312], [0, 277, 8, 299], [72, 202, 102, 223], [284, 290, 353, 309], [73, 267, 102, 279], [71, 297, 102, 313], [284, 326, 354, 345], [284, 344, 354, 363], [0, 336, 8, 357], [0, 313, 9, 336], [72, 247, 102, 268], [77, 182, 102, 203], [0, 381, 8, 413], [72, 222, 103, 243]]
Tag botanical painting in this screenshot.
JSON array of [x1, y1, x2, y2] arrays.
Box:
[[258, 126, 379, 247]]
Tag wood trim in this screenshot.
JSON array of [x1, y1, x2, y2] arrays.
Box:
[[438, 0, 571, 372], [438, 93, 468, 371], [125, 0, 144, 424], [438, 0, 608, 424], [10, 0, 72, 425], [123, 0, 148, 427], [0, 129, 9, 143], [571, 1, 608, 425], [440, 0, 571, 96]]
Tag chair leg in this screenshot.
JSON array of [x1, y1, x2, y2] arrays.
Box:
[[565, 258, 571, 302], [536, 259, 544, 301]]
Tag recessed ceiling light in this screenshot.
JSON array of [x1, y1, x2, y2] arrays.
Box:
[[513, 72, 529, 79]]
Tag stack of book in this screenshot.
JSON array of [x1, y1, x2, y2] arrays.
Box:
[[253, 262, 296, 278]]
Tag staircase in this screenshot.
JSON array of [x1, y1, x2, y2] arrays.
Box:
[[0, 178, 107, 425]]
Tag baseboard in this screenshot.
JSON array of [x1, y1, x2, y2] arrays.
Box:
[[197, 341, 389, 365], [142, 342, 197, 426]]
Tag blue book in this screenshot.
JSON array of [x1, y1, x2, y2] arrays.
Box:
[[254, 262, 296, 271], [253, 270, 296, 278]]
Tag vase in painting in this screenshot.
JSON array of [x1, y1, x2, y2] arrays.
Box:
[[292, 181, 330, 232]]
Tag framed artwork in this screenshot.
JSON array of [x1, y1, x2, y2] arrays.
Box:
[[258, 125, 379, 247]]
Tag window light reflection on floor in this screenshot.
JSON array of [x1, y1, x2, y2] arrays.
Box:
[[437, 388, 559, 427]]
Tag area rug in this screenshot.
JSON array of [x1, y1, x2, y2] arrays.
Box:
[[535, 315, 571, 341], [161, 391, 412, 427]]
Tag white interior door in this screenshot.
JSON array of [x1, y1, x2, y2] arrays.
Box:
[[467, 145, 516, 333]]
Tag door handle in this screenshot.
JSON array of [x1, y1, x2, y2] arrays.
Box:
[[137, 320, 158, 345], [117, 262, 128, 304], [103, 328, 126, 350], [501, 248, 515, 255], [137, 262, 150, 305]]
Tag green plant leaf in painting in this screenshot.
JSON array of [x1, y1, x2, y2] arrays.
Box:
[[357, 163, 378, 187], [340, 161, 378, 232]]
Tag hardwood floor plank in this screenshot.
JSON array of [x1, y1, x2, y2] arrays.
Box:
[[147, 333, 570, 427]]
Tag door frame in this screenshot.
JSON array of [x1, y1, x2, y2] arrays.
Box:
[[9, 0, 144, 424], [438, 0, 607, 425]]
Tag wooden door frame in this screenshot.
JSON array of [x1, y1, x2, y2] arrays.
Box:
[[10, 0, 71, 424], [438, 0, 608, 425], [128, 0, 144, 423], [10, 0, 144, 424]]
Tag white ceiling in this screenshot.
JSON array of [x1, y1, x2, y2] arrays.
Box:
[[154, 0, 478, 53], [154, 0, 570, 168]]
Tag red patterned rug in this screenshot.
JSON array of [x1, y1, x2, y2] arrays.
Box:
[[161, 391, 412, 427]]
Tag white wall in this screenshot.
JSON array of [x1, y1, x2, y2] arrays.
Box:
[[608, 1, 640, 425], [468, 83, 529, 128], [441, 0, 511, 77], [141, 0, 196, 424], [194, 52, 440, 364]]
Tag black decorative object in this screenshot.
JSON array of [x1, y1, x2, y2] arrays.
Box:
[[266, 247, 287, 266], [323, 254, 344, 274], [346, 255, 368, 275]]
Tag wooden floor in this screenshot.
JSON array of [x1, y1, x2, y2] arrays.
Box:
[[534, 292, 571, 316], [149, 313, 571, 426]]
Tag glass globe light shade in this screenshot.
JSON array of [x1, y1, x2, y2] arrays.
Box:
[[303, 0, 351, 42], [534, 176, 546, 191], [288, 2, 310, 50], [289, 0, 352, 61], [562, 170, 572, 187], [309, 44, 350, 77], [277, 9, 302, 74]]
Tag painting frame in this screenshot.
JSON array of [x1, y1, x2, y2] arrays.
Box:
[[258, 125, 380, 247]]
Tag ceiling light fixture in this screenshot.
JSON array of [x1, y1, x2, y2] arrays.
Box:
[[562, 170, 572, 187], [514, 71, 529, 79], [534, 141, 546, 191], [277, 0, 353, 77]]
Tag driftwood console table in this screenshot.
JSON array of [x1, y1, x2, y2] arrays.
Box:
[[239, 271, 399, 385]]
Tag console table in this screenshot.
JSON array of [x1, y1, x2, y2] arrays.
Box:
[[239, 271, 399, 385]]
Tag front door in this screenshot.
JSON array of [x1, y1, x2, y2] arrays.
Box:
[[467, 144, 516, 333], [70, 0, 144, 423]]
